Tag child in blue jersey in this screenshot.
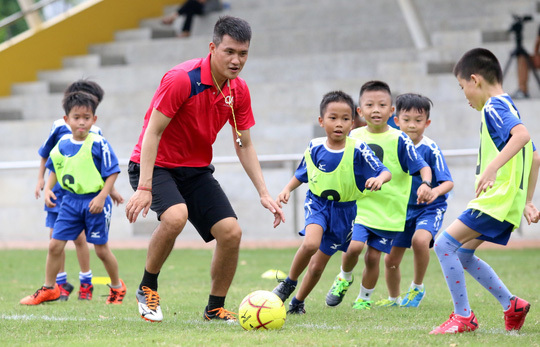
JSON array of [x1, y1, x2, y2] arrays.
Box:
[[271, 91, 391, 314], [379, 93, 454, 309], [324, 81, 433, 310], [34, 80, 124, 301], [430, 48, 540, 335], [20, 91, 126, 305]]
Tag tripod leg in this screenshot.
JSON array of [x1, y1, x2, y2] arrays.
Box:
[[502, 54, 515, 79]]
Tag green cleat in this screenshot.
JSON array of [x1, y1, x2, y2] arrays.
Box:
[[352, 298, 373, 310], [375, 298, 400, 307], [326, 275, 353, 307]]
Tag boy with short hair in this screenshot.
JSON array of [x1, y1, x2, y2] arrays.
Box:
[[380, 93, 453, 308], [324, 81, 433, 310], [34, 79, 123, 301], [430, 47, 540, 334], [20, 91, 126, 305], [271, 90, 391, 314]]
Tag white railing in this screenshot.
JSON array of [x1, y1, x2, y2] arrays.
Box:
[[0, 149, 478, 170]]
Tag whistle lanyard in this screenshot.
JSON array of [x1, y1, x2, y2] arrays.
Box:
[[211, 71, 243, 147]]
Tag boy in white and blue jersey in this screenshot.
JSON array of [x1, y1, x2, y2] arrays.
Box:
[[381, 93, 454, 308], [34, 80, 106, 301], [271, 91, 391, 314], [21, 91, 126, 306], [430, 48, 540, 334]]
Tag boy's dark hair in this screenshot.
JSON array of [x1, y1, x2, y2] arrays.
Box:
[[64, 79, 104, 103], [213, 16, 252, 46], [360, 80, 392, 99], [395, 93, 433, 119], [62, 91, 98, 116], [320, 90, 355, 117], [453, 48, 503, 85]]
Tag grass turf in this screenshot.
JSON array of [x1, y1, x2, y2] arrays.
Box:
[[1, 247, 539, 346]]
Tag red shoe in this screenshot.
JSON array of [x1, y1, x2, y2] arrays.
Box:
[[504, 296, 530, 331], [58, 282, 74, 301], [430, 311, 478, 335], [78, 283, 94, 300], [106, 279, 126, 304], [20, 285, 60, 305]]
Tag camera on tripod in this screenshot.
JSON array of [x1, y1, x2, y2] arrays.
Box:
[[509, 14, 533, 34]]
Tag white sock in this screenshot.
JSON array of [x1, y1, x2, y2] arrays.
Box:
[[411, 281, 424, 291], [340, 266, 353, 282], [358, 285, 374, 300], [388, 296, 401, 304]]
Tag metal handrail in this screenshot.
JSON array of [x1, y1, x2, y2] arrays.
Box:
[[0, 0, 60, 31], [0, 149, 477, 170]]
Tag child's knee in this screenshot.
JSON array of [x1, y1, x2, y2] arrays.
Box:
[[384, 255, 400, 270]]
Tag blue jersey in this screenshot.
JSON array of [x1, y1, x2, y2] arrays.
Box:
[[484, 94, 536, 150], [407, 136, 453, 210], [38, 118, 102, 158], [39, 119, 102, 214], [46, 134, 120, 184], [295, 137, 389, 192]]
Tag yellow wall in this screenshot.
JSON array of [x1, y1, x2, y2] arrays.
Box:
[[0, 0, 181, 96]]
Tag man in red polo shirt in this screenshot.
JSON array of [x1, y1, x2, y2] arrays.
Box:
[[125, 16, 285, 323]]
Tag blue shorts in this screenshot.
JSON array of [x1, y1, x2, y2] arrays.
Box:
[[52, 192, 112, 245], [457, 209, 513, 245], [45, 212, 58, 228], [351, 224, 398, 254], [300, 191, 356, 256], [393, 203, 447, 248]]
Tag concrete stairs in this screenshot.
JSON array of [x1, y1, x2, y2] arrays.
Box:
[[1, 0, 540, 244]]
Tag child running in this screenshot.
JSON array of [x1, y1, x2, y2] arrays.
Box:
[[271, 90, 391, 314], [20, 91, 126, 305], [324, 81, 433, 310], [430, 48, 540, 334], [380, 93, 453, 308]]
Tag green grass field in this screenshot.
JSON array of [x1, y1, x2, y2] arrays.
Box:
[[1, 247, 539, 346]]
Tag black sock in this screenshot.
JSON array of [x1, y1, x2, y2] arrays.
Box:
[[139, 269, 160, 291], [207, 295, 226, 311]]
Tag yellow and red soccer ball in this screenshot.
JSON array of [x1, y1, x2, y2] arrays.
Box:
[[238, 290, 286, 330]]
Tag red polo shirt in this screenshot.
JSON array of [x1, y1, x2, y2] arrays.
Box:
[[130, 53, 255, 168]]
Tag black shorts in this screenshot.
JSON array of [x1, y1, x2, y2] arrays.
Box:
[[128, 161, 237, 242]]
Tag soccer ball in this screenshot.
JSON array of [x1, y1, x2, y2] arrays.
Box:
[[238, 290, 286, 330]]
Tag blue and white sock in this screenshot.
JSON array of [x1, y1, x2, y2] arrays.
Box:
[[457, 248, 512, 310], [433, 231, 471, 317], [56, 272, 67, 285], [79, 270, 92, 285]]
